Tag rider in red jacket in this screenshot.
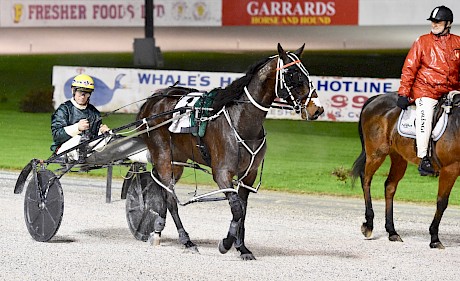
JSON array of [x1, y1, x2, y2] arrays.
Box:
[[397, 5, 460, 176]]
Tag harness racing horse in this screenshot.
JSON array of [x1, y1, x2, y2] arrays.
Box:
[[352, 92, 460, 249], [136, 44, 324, 260]]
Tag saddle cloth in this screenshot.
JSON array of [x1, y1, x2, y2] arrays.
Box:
[[397, 105, 448, 141], [168, 92, 203, 133]]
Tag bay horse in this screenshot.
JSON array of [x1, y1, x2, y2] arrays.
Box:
[[136, 44, 324, 260], [352, 91, 460, 249]]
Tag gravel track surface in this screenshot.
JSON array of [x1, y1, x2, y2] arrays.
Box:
[[1, 169, 460, 280]]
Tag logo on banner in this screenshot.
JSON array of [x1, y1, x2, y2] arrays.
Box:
[[193, 2, 208, 20], [13, 4, 24, 23], [172, 2, 187, 19], [64, 74, 126, 106]]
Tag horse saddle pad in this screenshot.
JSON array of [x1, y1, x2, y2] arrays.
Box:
[[397, 105, 448, 141], [168, 92, 203, 134]]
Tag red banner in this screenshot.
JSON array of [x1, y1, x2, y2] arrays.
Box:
[[222, 0, 358, 26]]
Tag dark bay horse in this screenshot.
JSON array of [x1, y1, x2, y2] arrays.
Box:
[[136, 44, 324, 260], [352, 91, 460, 249]]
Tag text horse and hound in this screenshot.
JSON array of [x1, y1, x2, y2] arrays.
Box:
[[136, 44, 324, 260]]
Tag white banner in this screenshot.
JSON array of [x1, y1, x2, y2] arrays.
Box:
[[359, 0, 460, 26], [52, 66, 401, 122], [0, 0, 221, 27]]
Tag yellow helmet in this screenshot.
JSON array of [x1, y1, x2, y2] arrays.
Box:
[[71, 74, 94, 92]]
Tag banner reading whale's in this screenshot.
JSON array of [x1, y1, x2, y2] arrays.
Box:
[[53, 65, 400, 122]]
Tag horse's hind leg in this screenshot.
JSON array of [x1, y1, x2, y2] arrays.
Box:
[[385, 153, 407, 242], [153, 157, 198, 252], [165, 192, 198, 252], [361, 154, 387, 238], [429, 164, 459, 249]]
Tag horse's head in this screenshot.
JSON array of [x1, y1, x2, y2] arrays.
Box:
[[276, 43, 324, 120]]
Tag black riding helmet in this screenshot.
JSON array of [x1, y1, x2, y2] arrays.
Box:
[[427, 6, 453, 22]]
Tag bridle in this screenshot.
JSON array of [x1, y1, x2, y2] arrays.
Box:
[[243, 52, 322, 115], [275, 52, 320, 114]]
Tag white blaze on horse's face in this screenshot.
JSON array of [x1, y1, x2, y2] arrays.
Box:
[[301, 89, 324, 120]]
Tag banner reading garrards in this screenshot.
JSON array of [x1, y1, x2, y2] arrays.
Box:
[[0, 0, 221, 27], [222, 0, 358, 26], [53, 66, 400, 122]]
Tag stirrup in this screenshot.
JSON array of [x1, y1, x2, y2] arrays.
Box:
[[418, 158, 435, 176]]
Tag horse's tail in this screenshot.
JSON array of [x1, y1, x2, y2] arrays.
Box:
[[351, 95, 380, 187]]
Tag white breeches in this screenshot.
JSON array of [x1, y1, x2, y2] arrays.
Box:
[[415, 97, 438, 158], [56, 135, 150, 163], [56, 135, 110, 161]]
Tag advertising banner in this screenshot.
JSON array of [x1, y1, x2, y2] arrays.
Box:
[[222, 0, 358, 26], [52, 66, 243, 114], [53, 66, 400, 122], [0, 0, 221, 27]]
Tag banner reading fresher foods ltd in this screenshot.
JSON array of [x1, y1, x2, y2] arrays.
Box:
[[0, 0, 221, 27], [52, 66, 400, 122]]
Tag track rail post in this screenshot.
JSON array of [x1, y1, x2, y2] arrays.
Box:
[[106, 165, 113, 203]]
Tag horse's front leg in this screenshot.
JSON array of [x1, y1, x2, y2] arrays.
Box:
[[217, 172, 256, 260], [429, 165, 458, 249], [234, 187, 253, 260], [384, 153, 407, 242]]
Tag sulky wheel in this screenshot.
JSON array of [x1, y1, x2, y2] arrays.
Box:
[[125, 171, 166, 241], [24, 169, 64, 242]]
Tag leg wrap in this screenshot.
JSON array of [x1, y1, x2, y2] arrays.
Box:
[[178, 228, 190, 245], [229, 219, 241, 237], [234, 225, 245, 248], [228, 193, 244, 221], [154, 216, 166, 233]]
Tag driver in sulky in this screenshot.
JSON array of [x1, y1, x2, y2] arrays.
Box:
[[397, 5, 460, 176], [51, 74, 110, 161]]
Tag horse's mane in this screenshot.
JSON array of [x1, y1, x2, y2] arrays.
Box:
[[211, 57, 272, 111]]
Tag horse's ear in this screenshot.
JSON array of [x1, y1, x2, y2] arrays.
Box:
[[277, 43, 289, 62], [294, 44, 305, 57]]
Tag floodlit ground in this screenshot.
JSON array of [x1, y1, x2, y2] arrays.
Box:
[[2, 170, 460, 280]]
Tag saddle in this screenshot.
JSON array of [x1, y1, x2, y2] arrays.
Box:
[[168, 92, 203, 134], [397, 92, 459, 141], [397, 106, 447, 141], [168, 90, 218, 166], [168, 90, 218, 137]]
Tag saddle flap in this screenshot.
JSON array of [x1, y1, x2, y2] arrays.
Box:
[[168, 93, 203, 134], [397, 106, 448, 141]]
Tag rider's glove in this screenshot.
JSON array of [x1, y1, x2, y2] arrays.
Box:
[[397, 95, 410, 110]]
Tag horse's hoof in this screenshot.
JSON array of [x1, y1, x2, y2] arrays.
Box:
[[183, 241, 199, 253], [148, 232, 161, 246], [240, 253, 256, 260], [184, 245, 199, 253], [430, 242, 445, 249], [389, 234, 403, 242], [361, 224, 373, 238], [218, 240, 230, 254]]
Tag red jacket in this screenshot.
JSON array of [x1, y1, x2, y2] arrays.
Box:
[[399, 32, 460, 100]]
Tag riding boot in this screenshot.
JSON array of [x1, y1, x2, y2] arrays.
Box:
[[418, 156, 435, 176]]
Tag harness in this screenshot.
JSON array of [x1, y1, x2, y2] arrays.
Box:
[[145, 54, 318, 205]]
